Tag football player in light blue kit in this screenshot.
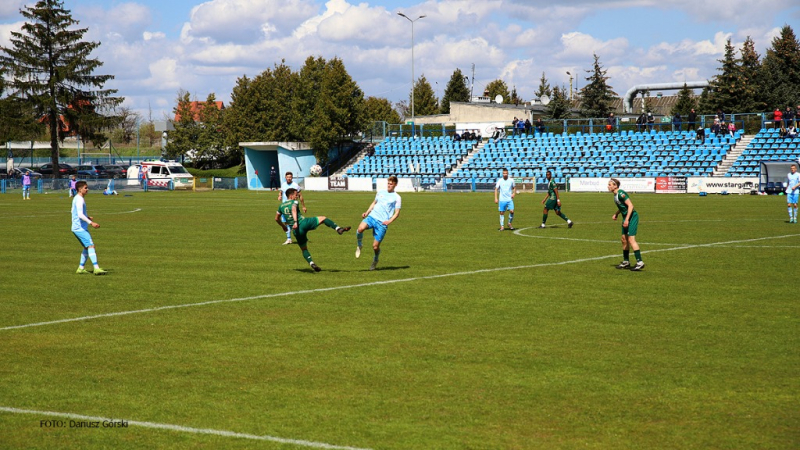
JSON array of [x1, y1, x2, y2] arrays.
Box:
[[494, 168, 515, 230], [71, 181, 107, 275], [356, 175, 402, 271], [278, 171, 306, 244], [786, 164, 800, 223]]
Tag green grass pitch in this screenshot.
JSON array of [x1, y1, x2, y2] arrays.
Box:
[[1, 189, 798, 449]]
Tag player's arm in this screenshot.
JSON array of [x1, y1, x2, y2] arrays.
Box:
[[298, 191, 307, 213], [383, 208, 400, 226], [494, 185, 499, 203], [76, 200, 99, 228], [362, 199, 377, 218], [275, 211, 287, 232], [511, 182, 516, 199], [623, 199, 634, 226], [292, 203, 299, 229], [554, 186, 561, 204]]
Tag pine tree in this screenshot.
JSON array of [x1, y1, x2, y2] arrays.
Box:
[[165, 90, 199, 160], [510, 86, 521, 105], [671, 84, 698, 116], [760, 25, 800, 110], [440, 68, 470, 114], [739, 36, 765, 112], [485, 79, 510, 103], [579, 54, 617, 118], [0, 0, 122, 177], [534, 72, 552, 100], [705, 38, 740, 115], [546, 86, 571, 120], [0, 79, 41, 142], [697, 86, 715, 114], [410, 74, 438, 116]]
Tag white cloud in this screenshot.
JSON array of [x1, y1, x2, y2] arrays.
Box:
[[185, 0, 318, 44], [0, 0, 26, 21], [0, 21, 23, 49]]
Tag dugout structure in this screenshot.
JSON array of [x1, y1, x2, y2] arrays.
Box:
[[760, 160, 798, 194], [239, 142, 316, 191]]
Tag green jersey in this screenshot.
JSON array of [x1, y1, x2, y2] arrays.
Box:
[[614, 189, 633, 216], [278, 199, 303, 227], [548, 180, 558, 200]]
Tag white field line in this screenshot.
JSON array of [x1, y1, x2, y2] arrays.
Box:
[[3, 233, 799, 333], [513, 227, 800, 247], [15, 208, 142, 218], [0, 406, 371, 450]]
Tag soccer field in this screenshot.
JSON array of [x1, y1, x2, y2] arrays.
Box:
[[1, 189, 797, 449]]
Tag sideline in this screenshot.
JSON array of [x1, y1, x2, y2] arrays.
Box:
[[3, 233, 799, 332], [0, 406, 371, 450]]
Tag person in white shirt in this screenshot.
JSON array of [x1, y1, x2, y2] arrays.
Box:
[[355, 176, 402, 271]]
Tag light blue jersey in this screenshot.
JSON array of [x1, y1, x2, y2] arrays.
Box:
[[71, 195, 90, 232], [495, 177, 515, 202], [281, 181, 301, 201], [368, 190, 402, 223], [787, 172, 800, 194]]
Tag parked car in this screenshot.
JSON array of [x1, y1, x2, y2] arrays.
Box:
[[38, 163, 77, 176], [12, 168, 43, 178], [103, 164, 126, 178], [76, 164, 109, 178]]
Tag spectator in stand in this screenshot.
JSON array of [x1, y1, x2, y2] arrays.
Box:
[[780, 124, 788, 138], [474, 129, 482, 141], [673, 113, 682, 132], [524, 119, 532, 135], [785, 106, 795, 129], [517, 119, 525, 136], [535, 118, 545, 135], [786, 125, 797, 139], [511, 117, 519, 136], [711, 117, 721, 136], [687, 108, 697, 131], [606, 112, 617, 133], [695, 126, 706, 145], [716, 109, 725, 123], [646, 112, 655, 132], [636, 112, 646, 132], [774, 107, 783, 129], [728, 121, 736, 137], [796, 105, 800, 127], [491, 126, 506, 143], [453, 131, 461, 142]]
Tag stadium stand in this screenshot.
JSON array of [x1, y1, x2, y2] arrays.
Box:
[[344, 129, 752, 187], [345, 136, 477, 187], [726, 128, 800, 177], [448, 129, 742, 184]]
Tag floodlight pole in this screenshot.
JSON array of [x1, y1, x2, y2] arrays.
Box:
[[566, 71, 573, 101], [398, 12, 425, 133]]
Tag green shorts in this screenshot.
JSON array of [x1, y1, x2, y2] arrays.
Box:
[[293, 217, 320, 246], [621, 211, 639, 237], [544, 198, 560, 212]]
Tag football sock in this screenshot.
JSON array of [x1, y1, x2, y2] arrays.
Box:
[[322, 218, 337, 229], [79, 250, 88, 269], [356, 232, 363, 247], [790, 206, 793, 219], [794, 207, 798, 219], [499, 215, 504, 227], [634, 250, 642, 262], [373, 249, 381, 262], [623, 250, 630, 262], [560, 213, 570, 222], [542, 214, 548, 224], [302, 249, 313, 263], [508, 213, 514, 225], [286, 228, 291, 239], [87, 248, 99, 268]]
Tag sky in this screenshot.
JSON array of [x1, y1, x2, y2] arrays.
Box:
[[1, 0, 798, 121]]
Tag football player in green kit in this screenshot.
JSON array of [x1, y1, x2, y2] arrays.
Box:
[[276, 188, 350, 272], [608, 178, 644, 271], [539, 170, 573, 228]]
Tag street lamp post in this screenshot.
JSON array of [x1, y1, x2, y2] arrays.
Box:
[[566, 71, 573, 101], [398, 12, 425, 133]]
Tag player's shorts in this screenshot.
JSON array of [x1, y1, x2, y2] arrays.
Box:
[[73, 230, 94, 248], [544, 198, 561, 211], [787, 192, 799, 204], [22, 185, 30, 191], [69, 189, 77, 197], [498, 200, 514, 212], [293, 217, 320, 246], [363, 216, 388, 242], [621, 211, 639, 237]]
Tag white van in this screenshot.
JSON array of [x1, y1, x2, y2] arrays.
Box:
[[127, 160, 194, 189]]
